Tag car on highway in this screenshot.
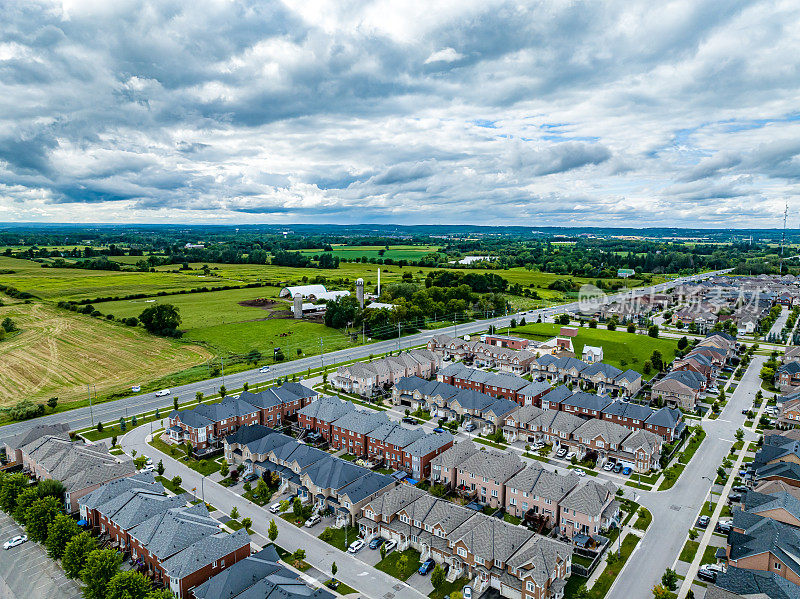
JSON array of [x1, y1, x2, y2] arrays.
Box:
[[304, 514, 321, 528], [383, 540, 397, 553], [697, 515, 710, 528], [369, 537, 386, 550], [268, 502, 283, 514], [259, 366, 271, 373], [347, 539, 365, 553], [418, 558, 436, 575], [155, 388, 171, 397], [132, 385, 141, 392], [3, 535, 27, 550]]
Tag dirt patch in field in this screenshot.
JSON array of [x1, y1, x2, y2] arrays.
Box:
[[238, 298, 284, 310]]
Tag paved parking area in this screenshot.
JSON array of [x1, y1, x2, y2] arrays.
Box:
[[0, 512, 82, 599]]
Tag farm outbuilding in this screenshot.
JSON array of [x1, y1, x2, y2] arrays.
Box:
[[279, 284, 327, 298]]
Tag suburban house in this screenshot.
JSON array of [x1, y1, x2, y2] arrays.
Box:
[[504, 463, 580, 527], [192, 545, 335, 599], [777, 392, 800, 429], [333, 349, 440, 395], [224, 425, 396, 526], [454, 449, 525, 508], [79, 476, 251, 598], [528, 355, 642, 398], [558, 480, 619, 540], [651, 370, 705, 410], [725, 511, 800, 586], [740, 490, 800, 528], [357, 484, 573, 599], [482, 334, 532, 350], [777, 362, 800, 389], [435, 363, 552, 406], [430, 441, 480, 489], [168, 382, 318, 451], [707, 566, 799, 599], [297, 395, 356, 439], [426, 334, 539, 374], [582, 346, 603, 363], [19, 434, 136, 513], [2, 423, 70, 466]]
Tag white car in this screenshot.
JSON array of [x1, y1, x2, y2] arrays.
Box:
[[3, 535, 27, 550], [575, 469, 586, 477], [347, 539, 365, 553], [566, 452, 576, 461], [140, 465, 155, 473], [463, 586, 472, 599], [269, 503, 282, 514], [155, 389, 171, 397], [603, 462, 615, 471], [132, 385, 141, 392], [304, 514, 321, 528], [383, 539, 397, 553], [259, 366, 271, 373]]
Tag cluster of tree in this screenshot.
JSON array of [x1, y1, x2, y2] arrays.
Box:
[[138, 304, 182, 337], [46, 257, 122, 271], [424, 270, 508, 293]]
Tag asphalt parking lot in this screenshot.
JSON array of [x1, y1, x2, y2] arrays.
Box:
[[0, 512, 82, 599]]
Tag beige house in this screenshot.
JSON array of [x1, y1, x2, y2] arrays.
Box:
[[559, 480, 619, 540], [455, 449, 525, 508]]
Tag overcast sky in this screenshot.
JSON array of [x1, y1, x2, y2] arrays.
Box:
[[1, 0, 799, 227]]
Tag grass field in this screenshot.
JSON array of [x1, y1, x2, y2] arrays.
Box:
[[512, 322, 679, 375], [0, 297, 212, 407], [295, 244, 441, 261]]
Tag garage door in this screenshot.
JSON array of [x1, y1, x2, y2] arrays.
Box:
[[501, 583, 521, 599]]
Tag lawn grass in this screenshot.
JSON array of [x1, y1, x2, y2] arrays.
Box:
[[658, 463, 686, 491], [295, 244, 442, 262], [503, 513, 522, 525], [429, 576, 467, 599], [700, 545, 719, 566], [679, 540, 700, 563], [375, 548, 422, 581], [633, 508, 652, 531], [318, 526, 360, 552], [512, 322, 679, 376], [474, 437, 506, 450], [155, 475, 186, 495], [149, 435, 220, 476], [328, 580, 358, 595], [588, 534, 640, 598]]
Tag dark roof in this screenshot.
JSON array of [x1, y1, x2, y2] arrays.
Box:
[[602, 400, 654, 421], [561, 391, 612, 412], [711, 566, 799, 599], [541, 385, 573, 405], [645, 406, 683, 428], [225, 424, 277, 446], [728, 513, 800, 578]]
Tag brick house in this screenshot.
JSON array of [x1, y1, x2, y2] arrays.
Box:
[[504, 463, 580, 526], [297, 396, 355, 439], [455, 450, 525, 508], [329, 410, 391, 456], [558, 480, 619, 540], [430, 441, 480, 489]]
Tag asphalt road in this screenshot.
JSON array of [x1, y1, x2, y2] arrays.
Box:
[[0, 270, 722, 444], [607, 354, 766, 599], [121, 425, 427, 599]]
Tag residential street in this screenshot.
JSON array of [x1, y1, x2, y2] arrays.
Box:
[[607, 354, 766, 599], [121, 425, 428, 599]]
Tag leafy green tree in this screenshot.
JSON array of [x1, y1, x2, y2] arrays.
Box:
[[157, 459, 165, 476], [735, 428, 744, 441], [331, 561, 338, 580], [677, 336, 688, 350], [62, 532, 98, 578], [268, 519, 279, 542], [196, 392, 203, 404], [431, 565, 446, 591], [0, 472, 28, 513], [627, 322, 636, 333], [171, 476, 182, 489], [220, 460, 229, 477], [134, 456, 148, 470], [119, 416, 126, 431], [230, 506, 239, 520], [48, 396, 59, 410], [25, 495, 61, 543], [688, 528, 698, 540], [144, 590, 177, 599], [138, 304, 181, 336], [643, 360, 652, 375], [661, 568, 679, 591], [46, 513, 82, 559], [241, 517, 252, 530], [81, 549, 123, 599], [293, 497, 302, 518], [13, 486, 40, 524], [106, 570, 151, 599], [648, 325, 659, 338], [380, 542, 387, 561]]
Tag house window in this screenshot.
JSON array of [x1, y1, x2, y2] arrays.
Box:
[[526, 581, 535, 593], [457, 547, 467, 558]]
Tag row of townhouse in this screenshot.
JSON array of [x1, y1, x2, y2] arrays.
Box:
[[332, 349, 440, 395], [429, 441, 620, 540], [777, 390, 800, 429], [650, 332, 737, 410], [745, 430, 800, 491], [426, 334, 541, 375], [392, 376, 520, 433], [79, 473, 250, 598], [297, 396, 454, 479], [529, 355, 643, 399], [357, 483, 574, 599], [436, 362, 553, 406], [167, 382, 318, 451], [777, 348, 800, 390], [501, 404, 667, 473], [223, 424, 396, 526], [18, 433, 136, 513]]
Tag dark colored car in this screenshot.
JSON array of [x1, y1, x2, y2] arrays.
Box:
[[732, 485, 748, 493], [697, 569, 716, 583], [697, 515, 710, 529], [716, 521, 732, 533], [402, 417, 417, 425], [613, 463, 623, 473], [369, 537, 386, 550], [728, 493, 742, 503], [418, 558, 435, 575], [326, 581, 339, 590], [243, 473, 258, 482]]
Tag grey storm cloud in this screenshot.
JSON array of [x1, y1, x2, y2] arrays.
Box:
[[0, 0, 799, 225]]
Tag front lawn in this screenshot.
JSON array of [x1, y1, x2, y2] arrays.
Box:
[[376, 548, 421, 581], [679, 540, 700, 563], [149, 435, 220, 476], [429, 576, 467, 599], [588, 534, 640, 598], [633, 508, 652, 531], [700, 545, 719, 566], [155, 475, 186, 495], [318, 526, 360, 552], [328, 581, 358, 595], [503, 513, 522, 525]]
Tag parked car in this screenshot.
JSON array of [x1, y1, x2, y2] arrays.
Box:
[[132, 385, 141, 392], [556, 447, 568, 458], [463, 586, 472, 599], [145, 458, 153, 466], [3, 535, 27, 550], [697, 567, 716, 582], [347, 539, 365, 553], [418, 558, 436, 575], [304, 514, 321, 528], [243, 473, 258, 482], [622, 467, 632, 475], [464, 422, 476, 432], [697, 515, 710, 528], [613, 463, 623, 473], [383, 540, 397, 553], [530, 442, 544, 451], [139, 464, 155, 473], [259, 366, 271, 373], [326, 581, 339, 590], [732, 485, 748, 493], [575, 469, 586, 477], [728, 493, 742, 503], [269, 502, 283, 514], [716, 520, 733, 533], [369, 537, 386, 550], [603, 462, 614, 471], [566, 452, 576, 461], [401, 417, 417, 425], [155, 389, 171, 397]]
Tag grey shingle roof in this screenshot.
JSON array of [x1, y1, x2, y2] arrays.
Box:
[[430, 441, 479, 470], [301, 456, 369, 491], [404, 431, 454, 457], [79, 472, 161, 511], [602, 400, 653, 421], [162, 528, 251, 579], [457, 449, 523, 483], [645, 406, 682, 428], [129, 503, 221, 561], [560, 480, 617, 517], [331, 410, 390, 435], [561, 392, 613, 412], [506, 464, 579, 503], [710, 566, 799, 599], [540, 386, 573, 406], [297, 396, 354, 423], [2, 423, 70, 452], [368, 423, 425, 448], [728, 513, 800, 578], [573, 419, 630, 446], [338, 472, 395, 503]]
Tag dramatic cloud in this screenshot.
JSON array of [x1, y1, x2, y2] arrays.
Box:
[[0, 0, 799, 226]]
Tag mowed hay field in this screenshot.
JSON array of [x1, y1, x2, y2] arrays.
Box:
[[0, 256, 231, 302], [0, 298, 213, 406], [296, 244, 441, 261], [513, 322, 679, 377]]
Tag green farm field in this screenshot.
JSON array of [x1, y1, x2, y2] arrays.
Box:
[[512, 322, 679, 377], [295, 244, 441, 261]]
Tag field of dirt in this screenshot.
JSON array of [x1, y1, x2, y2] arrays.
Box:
[[238, 298, 284, 309], [0, 299, 213, 407]]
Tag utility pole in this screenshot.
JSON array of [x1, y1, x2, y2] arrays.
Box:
[[320, 339, 324, 372], [220, 356, 225, 386], [397, 322, 401, 352], [87, 383, 94, 426]]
